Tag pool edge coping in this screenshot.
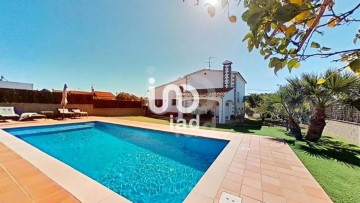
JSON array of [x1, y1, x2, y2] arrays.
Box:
[[0, 117, 244, 203]]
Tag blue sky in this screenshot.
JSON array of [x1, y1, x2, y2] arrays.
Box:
[[0, 0, 358, 96]]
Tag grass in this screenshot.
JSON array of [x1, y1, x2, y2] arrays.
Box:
[[118, 116, 360, 203]]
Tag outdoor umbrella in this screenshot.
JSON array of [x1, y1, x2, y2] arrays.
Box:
[[61, 84, 68, 119]]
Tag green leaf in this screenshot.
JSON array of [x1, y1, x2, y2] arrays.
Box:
[[310, 42, 320, 48], [287, 58, 301, 72], [287, 58, 298, 68], [264, 48, 271, 54], [242, 33, 252, 42], [278, 44, 287, 54], [321, 47, 331, 51], [289, 48, 298, 58], [260, 49, 265, 56], [348, 59, 360, 75], [264, 54, 271, 60], [273, 3, 300, 23], [242, 10, 251, 22], [247, 12, 263, 27], [248, 40, 254, 52], [274, 61, 284, 74], [269, 57, 281, 68], [271, 22, 277, 29]]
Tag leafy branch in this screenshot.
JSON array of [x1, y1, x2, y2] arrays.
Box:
[[185, 0, 360, 76]]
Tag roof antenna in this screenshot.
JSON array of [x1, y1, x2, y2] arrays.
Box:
[[205, 57, 215, 69], [0, 75, 8, 81]]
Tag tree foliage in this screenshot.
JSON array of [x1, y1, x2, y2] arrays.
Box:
[[116, 92, 142, 101], [287, 69, 359, 141], [287, 69, 359, 109], [244, 93, 263, 108], [188, 0, 360, 76]]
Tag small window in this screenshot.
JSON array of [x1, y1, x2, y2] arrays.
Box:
[[155, 99, 163, 107], [172, 99, 176, 106]]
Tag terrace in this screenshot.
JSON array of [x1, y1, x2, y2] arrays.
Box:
[[0, 116, 340, 203]]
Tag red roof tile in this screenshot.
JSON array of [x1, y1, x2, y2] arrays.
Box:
[[182, 88, 233, 96], [93, 91, 116, 100], [69, 91, 92, 95]]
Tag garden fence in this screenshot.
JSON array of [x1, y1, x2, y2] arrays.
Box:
[[0, 88, 141, 108], [326, 105, 360, 123]]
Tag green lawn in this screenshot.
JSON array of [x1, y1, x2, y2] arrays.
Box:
[[118, 116, 360, 203]]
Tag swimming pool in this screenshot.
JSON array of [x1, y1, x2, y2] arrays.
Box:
[[5, 122, 228, 202]]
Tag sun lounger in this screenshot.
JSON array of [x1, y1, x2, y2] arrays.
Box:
[[40, 111, 54, 119], [0, 107, 20, 121], [71, 109, 88, 117], [57, 108, 75, 118], [19, 113, 46, 121]]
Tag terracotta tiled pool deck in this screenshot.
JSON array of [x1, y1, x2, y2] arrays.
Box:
[[0, 117, 333, 203], [0, 143, 79, 202]]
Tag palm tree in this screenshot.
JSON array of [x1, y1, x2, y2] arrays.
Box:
[[275, 85, 304, 140], [257, 85, 304, 140], [287, 70, 359, 142]]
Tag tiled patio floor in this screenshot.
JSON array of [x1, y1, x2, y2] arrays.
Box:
[[0, 117, 333, 203], [0, 142, 79, 202], [213, 135, 333, 203]]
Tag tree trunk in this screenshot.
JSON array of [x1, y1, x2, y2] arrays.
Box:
[[306, 108, 326, 142], [288, 117, 302, 140]]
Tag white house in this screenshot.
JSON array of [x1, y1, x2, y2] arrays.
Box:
[[150, 60, 246, 124], [0, 81, 33, 90]]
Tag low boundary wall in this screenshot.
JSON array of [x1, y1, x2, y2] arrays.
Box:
[[0, 103, 144, 117], [323, 120, 360, 145]]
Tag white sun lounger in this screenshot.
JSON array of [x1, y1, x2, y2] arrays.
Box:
[[0, 107, 20, 121], [19, 113, 46, 121], [71, 109, 88, 117]]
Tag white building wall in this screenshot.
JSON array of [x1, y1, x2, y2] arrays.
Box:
[[152, 77, 186, 113], [151, 68, 246, 120], [187, 70, 223, 89], [0, 81, 33, 90], [235, 74, 246, 113], [222, 89, 235, 120]]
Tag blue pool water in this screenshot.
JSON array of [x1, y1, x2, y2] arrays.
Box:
[[5, 122, 228, 203]]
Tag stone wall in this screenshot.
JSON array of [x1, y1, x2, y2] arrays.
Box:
[[323, 120, 360, 145], [0, 103, 144, 117]]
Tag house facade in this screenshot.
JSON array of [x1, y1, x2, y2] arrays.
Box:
[[0, 81, 33, 90], [150, 60, 246, 124]]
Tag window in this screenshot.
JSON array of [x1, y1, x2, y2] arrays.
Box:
[[155, 99, 163, 107], [172, 99, 176, 106], [237, 92, 240, 102]]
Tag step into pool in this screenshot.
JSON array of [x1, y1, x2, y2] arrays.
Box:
[[5, 122, 228, 203]]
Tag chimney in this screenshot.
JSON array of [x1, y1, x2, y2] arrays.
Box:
[[223, 60, 232, 88]]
